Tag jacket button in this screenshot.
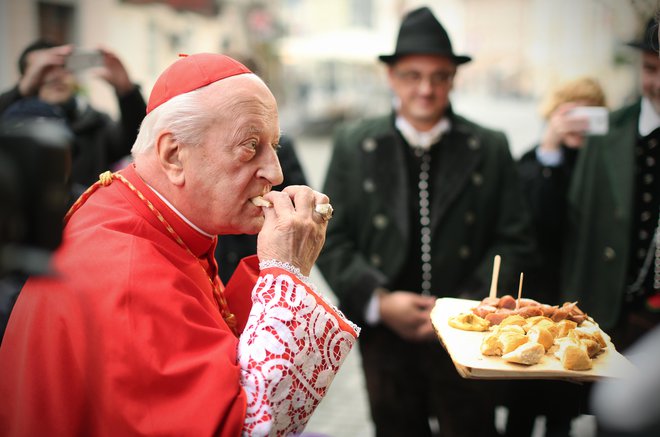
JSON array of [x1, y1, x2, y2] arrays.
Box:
[[459, 246, 470, 259], [472, 173, 483, 186], [362, 138, 377, 152], [373, 214, 388, 229], [363, 178, 375, 192], [465, 211, 475, 224], [370, 254, 382, 267], [603, 247, 616, 261], [468, 137, 480, 150]]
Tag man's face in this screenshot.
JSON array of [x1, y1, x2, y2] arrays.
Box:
[[641, 50, 660, 114], [182, 76, 283, 235], [387, 55, 457, 130], [38, 65, 77, 104]]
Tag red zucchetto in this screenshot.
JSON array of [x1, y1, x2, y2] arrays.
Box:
[[146, 53, 252, 114]]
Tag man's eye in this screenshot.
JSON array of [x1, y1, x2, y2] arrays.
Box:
[[272, 143, 282, 152]]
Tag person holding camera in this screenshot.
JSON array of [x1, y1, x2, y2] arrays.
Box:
[[0, 40, 146, 196], [509, 78, 608, 437], [517, 76, 608, 306], [512, 20, 660, 435]]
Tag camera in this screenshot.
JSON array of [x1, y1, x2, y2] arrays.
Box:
[[0, 118, 72, 276], [66, 49, 104, 72], [567, 106, 609, 135]]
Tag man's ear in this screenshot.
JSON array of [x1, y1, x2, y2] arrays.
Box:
[[155, 131, 185, 186]]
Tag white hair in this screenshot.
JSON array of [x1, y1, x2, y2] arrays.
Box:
[[132, 79, 231, 155]]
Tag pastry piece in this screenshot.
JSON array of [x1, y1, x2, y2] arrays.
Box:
[[523, 316, 555, 333], [559, 344, 593, 371], [549, 319, 577, 338], [480, 332, 502, 356], [580, 339, 601, 358], [499, 332, 529, 355], [499, 314, 526, 328], [502, 341, 545, 365], [250, 196, 272, 207], [448, 312, 490, 332], [493, 324, 526, 335], [575, 322, 609, 348], [527, 326, 554, 351]]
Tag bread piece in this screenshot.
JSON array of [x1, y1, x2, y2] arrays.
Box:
[[550, 319, 578, 338], [523, 316, 555, 334], [527, 326, 554, 351], [500, 332, 529, 355], [560, 344, 592, 371], [502, 342, 545, 365], [580, 339, 601, 358], [448, 312, 490, 332], [493, 324, 526, 335], [499, 314, 526, 328], [480, 333, 502, 356], [574, 323, 609, 348], [250, 196, 272, 207]]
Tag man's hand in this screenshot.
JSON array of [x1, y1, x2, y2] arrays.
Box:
[[94, 47, 134, 96], [541, 102, 590, 151], [257, 186, 329, 276], [380, 291, 437, 341], [18, 45, 72, 97]]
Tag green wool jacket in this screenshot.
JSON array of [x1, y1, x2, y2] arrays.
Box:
[[317, 112, 536, 327], [561, 101, 641, 330]]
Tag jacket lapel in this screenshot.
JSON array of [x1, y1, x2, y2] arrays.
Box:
[[600, 104, 638, 214]]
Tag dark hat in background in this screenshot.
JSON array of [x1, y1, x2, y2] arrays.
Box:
[[626, 17, 659, 53], [379, 6, 471, 65]]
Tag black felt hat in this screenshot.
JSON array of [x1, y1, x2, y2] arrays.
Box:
[[626, 17, 659, 53], [379, 6, 471, 65]]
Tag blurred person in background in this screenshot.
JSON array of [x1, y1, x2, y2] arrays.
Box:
[[214, 53, 307, 283], [0, 39, 146, 196], [518, 76, 608, 307], [559, 17, 660, 354], [317, 6, 535, 437], [590, 12, 660, 437], [0, 53, 358, 436], [508, 77, 608, 436]]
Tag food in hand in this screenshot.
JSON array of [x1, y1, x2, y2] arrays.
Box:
[[250, 196, 272, 207]]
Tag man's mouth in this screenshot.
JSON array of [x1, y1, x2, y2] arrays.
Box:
[[250, 196, 272, 208]]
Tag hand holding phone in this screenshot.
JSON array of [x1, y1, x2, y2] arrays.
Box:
[[66, 50, 104, 72], [567, 106, 609, 135]]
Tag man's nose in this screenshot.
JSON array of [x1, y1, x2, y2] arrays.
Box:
[[261, 148, 284, 186]]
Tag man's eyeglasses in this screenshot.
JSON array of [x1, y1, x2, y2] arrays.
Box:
[[393, 70, 455, 87]]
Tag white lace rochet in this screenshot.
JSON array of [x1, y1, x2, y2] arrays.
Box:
[[238, 267, 359, 436]]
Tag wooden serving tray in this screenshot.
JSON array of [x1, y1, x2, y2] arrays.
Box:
[[430, 297, 636, 381]]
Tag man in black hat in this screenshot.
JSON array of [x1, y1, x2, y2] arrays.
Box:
[[317, 6, 535, 436]]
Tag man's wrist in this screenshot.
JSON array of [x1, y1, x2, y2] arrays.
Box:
[[365, 287, 388, 326], [535, 146, 564, 167]]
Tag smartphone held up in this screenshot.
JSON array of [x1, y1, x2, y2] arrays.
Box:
[[66, 50, 104, 72], [567, 106, 609, 135]]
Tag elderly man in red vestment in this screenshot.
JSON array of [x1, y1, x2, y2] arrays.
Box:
[[0, 53, 359, 436]]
